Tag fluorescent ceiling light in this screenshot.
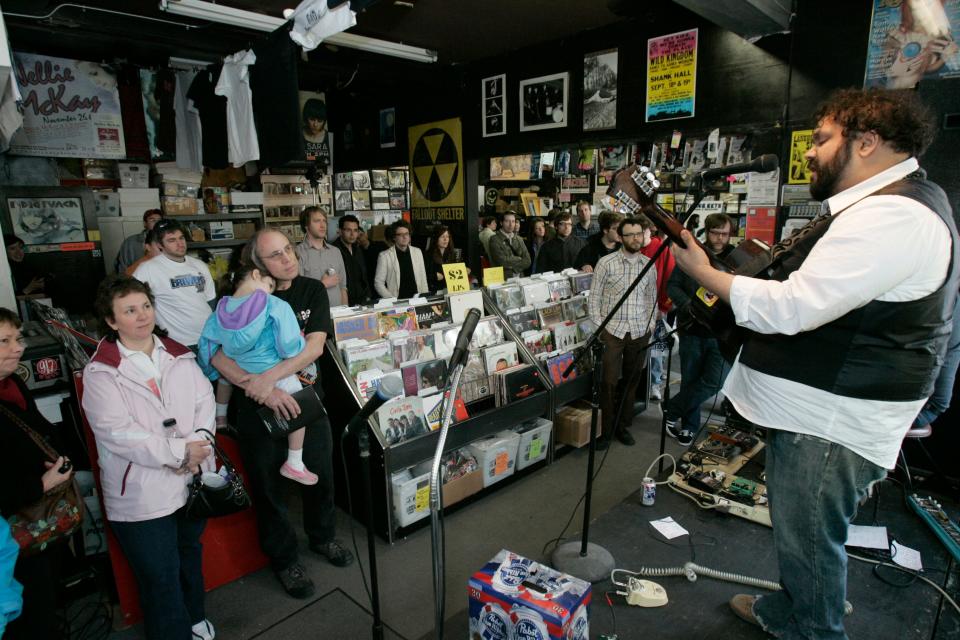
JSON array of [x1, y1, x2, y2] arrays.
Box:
[[159, 0, 438, 63]]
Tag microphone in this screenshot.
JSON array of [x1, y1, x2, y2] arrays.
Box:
[[448, 307, 481, 372], [343, 376, 404, 437], [700, 154, 778, 180]]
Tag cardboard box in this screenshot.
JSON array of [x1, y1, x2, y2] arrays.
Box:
[[209, 221, 234, 240], [515, 418, 552, 470], [118, 162, 149, 188], [468, 549, 590, 640], [161, 195, 200, 216], [233, 222, 256, 240], [466, 431, 520, 488], [161, 181, 200, 198], [442, 468, 482, 508], [391, 469, 430, 528], [555, 401, 601, 448]]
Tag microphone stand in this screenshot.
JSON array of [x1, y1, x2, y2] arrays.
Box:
[[429, 359, 467, 640], [551, 239, 671, 583], [354, 422, 386, 640]]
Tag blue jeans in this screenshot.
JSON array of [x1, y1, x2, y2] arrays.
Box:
[[110, 509, 207, 640], [754, 430, 887, 640], [664, 333, 728, 434], [914, 295, 960, 427]]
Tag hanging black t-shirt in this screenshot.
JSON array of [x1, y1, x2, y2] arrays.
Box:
[[187, 67, 229, 169], [273, 276, 333, 397], [156, 67, 177, 158], [251, 28, 303, 167]]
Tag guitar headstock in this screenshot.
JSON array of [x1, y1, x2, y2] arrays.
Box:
[[606, 165, 660, 215]]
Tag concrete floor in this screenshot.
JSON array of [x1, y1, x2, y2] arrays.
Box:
[[106, 378, 698, 639]]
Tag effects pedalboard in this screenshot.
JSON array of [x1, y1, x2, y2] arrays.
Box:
[[907, 494, 960, 563], [668, 423, 772, 527]]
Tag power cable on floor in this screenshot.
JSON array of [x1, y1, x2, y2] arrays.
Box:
[[338, 436, 374, 607]]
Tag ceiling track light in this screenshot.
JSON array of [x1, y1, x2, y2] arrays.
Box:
[[158, 0, 438, 63]]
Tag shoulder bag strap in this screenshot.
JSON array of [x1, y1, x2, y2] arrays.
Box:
[[0, 403, 59, 462], [194, 428, 238, 472]]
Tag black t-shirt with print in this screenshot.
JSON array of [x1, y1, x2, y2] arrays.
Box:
[[274, 276, 332, 395]]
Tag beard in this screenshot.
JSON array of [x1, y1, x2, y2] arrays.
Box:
[[809, 139, 852, 201]]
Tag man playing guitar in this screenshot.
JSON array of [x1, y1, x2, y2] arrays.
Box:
[[671, 88, 958, 638]]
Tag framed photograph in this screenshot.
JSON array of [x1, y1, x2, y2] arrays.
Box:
[[379, 108, 396, 149], [335, 172, 353, 190], [519, 72, 568, 132], [583, 49, 618, 131], [335, 190, 353, 211], [371, 170, 389, 190], [482, 73, 506, 138], [352, 191, 372, 211], [352, 171, 371, 190], [388, 170, 406, 189]]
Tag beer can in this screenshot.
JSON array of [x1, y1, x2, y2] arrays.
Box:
[[641, 477, 656, 506]]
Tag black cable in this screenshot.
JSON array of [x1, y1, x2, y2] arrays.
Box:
[[337, 435, 373, 607], [604, 590, 618, 637]]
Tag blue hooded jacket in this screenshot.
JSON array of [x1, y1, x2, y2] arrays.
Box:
[[198, 289, 305, 380]]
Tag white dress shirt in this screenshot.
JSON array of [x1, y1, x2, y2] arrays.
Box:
[[724, 158, 952, 469]]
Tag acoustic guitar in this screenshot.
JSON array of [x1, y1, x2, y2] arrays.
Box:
[[606, 165, 775, 360]]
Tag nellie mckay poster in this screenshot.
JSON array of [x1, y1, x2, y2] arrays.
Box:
[[11, 53, 126, 159]]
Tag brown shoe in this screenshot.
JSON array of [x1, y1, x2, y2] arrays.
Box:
[[729, 594, 760, 627]]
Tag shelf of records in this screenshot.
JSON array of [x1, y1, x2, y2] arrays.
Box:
[[331, 288, 552, 465], [485, 269, 596, 403], [262, 173, 330, 242], [333, 168, 410, 216]]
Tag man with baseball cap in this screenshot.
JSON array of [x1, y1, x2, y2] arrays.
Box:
[[115, 209, 164, 273]]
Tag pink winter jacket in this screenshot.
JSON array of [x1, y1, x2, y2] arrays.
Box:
[[81, 336, 216, 523]]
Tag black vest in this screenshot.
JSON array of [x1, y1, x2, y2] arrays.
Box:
[[738, 170, 960, 401]]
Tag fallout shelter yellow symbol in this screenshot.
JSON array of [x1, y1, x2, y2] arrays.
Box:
[[412, 127, 460, 202]]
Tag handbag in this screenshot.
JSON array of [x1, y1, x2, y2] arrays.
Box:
[[184, 428, 251, 519], [0, 404, 83, 556]]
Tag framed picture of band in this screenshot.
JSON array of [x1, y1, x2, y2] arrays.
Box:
[[519, 72, 569, 132]]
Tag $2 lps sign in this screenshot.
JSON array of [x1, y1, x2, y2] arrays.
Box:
[[442, 263, 470, 292]]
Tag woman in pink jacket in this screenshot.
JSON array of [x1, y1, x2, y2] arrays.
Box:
[[82, 275, 217, 640]]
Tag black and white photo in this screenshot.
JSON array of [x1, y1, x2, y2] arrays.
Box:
[[482, 73, 506, 137], [519, 72, 568, 132], [583, 49, 618, 131]]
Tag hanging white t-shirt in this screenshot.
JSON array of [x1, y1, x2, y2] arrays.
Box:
[[215, 50, 260, 167], [133, 254, 215, 346], [174, 69, 203, 172], [288, 0, 357, 51]]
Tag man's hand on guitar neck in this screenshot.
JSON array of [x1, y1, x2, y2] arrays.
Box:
[[671, 229, 735, 304]]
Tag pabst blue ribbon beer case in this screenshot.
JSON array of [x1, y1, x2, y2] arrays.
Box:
[[468, 549, 590, 640]]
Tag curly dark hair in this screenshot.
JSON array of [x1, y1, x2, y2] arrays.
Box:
[[813, 88, 936, 158], [94, 275, 168, 342]]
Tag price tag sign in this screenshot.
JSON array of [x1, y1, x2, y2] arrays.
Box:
[[483, 266, 505, 287], [494, 451, 509, 475], [529, 438, 543, 460], [443, 262, 470, 293], [415, 485, 430, 512]]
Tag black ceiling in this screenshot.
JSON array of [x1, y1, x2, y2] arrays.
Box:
[[2, 0, 634, 69]]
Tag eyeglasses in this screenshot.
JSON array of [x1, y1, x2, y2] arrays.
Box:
[[261, 244, 295, 261], [556, 221, 572, 227]]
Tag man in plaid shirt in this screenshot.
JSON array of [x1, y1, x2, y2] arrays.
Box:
[[588, 216, 659, 448]]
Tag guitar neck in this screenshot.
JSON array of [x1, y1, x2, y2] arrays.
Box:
[[641, 203, 731, 273]]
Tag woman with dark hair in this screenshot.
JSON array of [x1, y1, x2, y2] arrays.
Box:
[[81, 275, 217, 640], [527, 218, 548, 275], [427, 225, 457, 293], [0, 307, 73, 639]]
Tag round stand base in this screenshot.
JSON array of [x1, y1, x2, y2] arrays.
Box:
[[550, 541, 615, 583]]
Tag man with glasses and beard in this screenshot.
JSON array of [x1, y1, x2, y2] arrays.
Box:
[[671, 89, 958, 638], [587, 216, 658, 448]]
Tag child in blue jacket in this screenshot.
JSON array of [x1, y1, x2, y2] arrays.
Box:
[[199, 264, 317, 485]]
